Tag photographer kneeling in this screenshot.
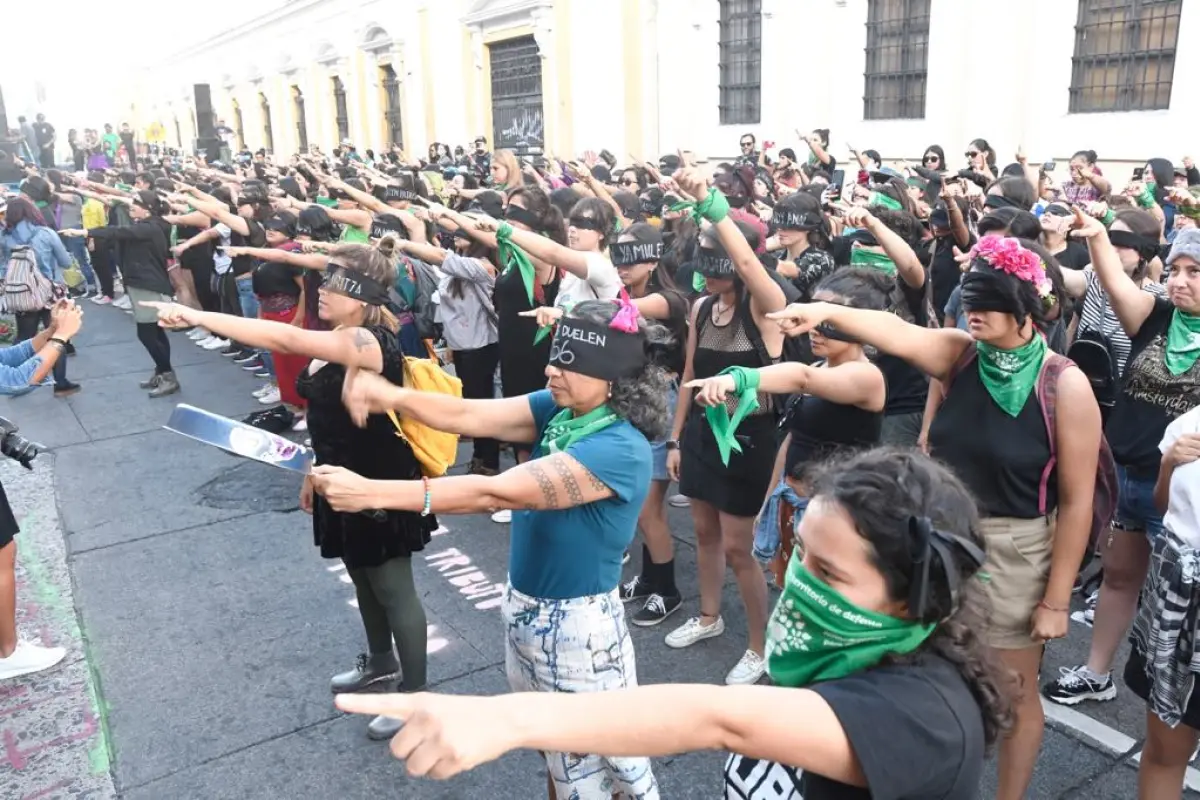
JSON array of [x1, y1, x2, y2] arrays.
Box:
[[0, 300, 82, 680]]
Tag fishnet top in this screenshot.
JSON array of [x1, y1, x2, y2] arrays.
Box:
[[693, 298, 777, 416]]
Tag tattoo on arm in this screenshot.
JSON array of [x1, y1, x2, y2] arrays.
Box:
[[528, 463, 559, 509], [581, 465, 609, 495], [551, 457, 584, 506], [352, 328, 374, 351]]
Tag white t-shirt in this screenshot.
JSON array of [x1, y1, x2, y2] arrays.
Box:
[[1160, 406, 1200, 548], [554, 251, 621, 310], [212, 223, 233, 275]]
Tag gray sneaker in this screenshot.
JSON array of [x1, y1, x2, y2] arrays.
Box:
[[330, 652, 400, 694], [138, 373, 161, 389], [367, 715, 404, 741], [148, 371, 180, 398]]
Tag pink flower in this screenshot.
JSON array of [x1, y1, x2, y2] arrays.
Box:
[[971, 235, 1047, 288]]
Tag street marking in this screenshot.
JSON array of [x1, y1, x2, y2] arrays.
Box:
[[1041, 698, 1200, 792]]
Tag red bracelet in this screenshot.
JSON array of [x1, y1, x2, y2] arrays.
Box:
[[1038, 600, 1068, 613]]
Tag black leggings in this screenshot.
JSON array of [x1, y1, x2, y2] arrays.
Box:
[[136, 322, 172, 374], [346, 556, 427, 691], [15, 310, 67, 387], [90, 244, 116, 298], [453, 343, 500, 470]]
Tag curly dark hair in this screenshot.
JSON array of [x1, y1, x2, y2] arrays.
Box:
[[815, 267, 894, 310], [808, 447, 1015, 749], [869, 207, 926, 251], [566, 300, 672, 441]]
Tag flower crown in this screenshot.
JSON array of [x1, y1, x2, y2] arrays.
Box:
[[970, 235, 1056, 308]]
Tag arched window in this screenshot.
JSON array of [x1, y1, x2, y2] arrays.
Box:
[[292, 86, 308, 152], [260, 92, 274, 153], [380, 64, 403, 147]]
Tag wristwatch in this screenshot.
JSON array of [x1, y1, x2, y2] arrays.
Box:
[[664, 439, 680, 451]]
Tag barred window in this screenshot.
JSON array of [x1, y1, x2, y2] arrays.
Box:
[[293, 87, 308, 153], [260, 93, 274, 154], [863, 0, 931, 120], [232, 101, 245, 150], [718, 0, 761, 126], [1069, 0, 1181, 113], [332, 76, 350, 143]]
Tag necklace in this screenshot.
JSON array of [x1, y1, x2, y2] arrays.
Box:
[[713, 301, 734, 323]]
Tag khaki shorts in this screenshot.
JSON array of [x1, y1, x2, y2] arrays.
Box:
[[126, 286, 173, 324], [978, 515, 1055, 650]]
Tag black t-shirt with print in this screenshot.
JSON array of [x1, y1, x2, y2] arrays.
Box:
[[230, 220, 268, 276], [1107, 296, 1200, 473], [723, 656, 985, 799]]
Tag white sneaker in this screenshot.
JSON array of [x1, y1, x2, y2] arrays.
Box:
[[725, 649, 766, 685], [292, 416, 308, 432], [257, 386, 281, 405], [90, 294, 113, 305], [491, 509, 512, 524], [665, 615, 725, 649], [113, 294, 132, 310], [253, 383, 275, 399], [0, 640, 67, 681], [188, 328, 210, 341], [202, 337, 231, 351], [668, 494, 691, 508]]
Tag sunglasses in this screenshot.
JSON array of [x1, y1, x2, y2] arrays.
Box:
[[924, 155, 940, 163], [740, 141, 754, 148], [621, 179, 636, 186], [965, 151, 980, 158]]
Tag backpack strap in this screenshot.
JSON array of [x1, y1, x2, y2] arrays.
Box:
[[1033, 352, 1075, 517], [694, 293, 718, 341], [937, 341, 979, 407]]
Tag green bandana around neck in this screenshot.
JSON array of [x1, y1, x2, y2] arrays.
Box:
[[849, 247, 896, 275], [869, 192, 903, 211], [1165, 309, 1200, 376], [975, 335, 1048, 417], [703, 366, 761, 466], [766, 554, 935, 687], [496, 221, 553, 344], [537, 404, 620, 455]]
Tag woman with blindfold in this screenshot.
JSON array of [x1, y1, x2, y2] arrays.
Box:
[[310, 299, 671, 799], [663, 167, 787, 687], [327, 449, 1009, 800], [142, 241, 438, 743], [765, 192, 836, 313], [769, 234, 1102, 800], [1044, 219, 1200, 743]]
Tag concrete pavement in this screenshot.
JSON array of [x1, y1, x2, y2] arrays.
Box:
[[1, 301, 1196, 799]]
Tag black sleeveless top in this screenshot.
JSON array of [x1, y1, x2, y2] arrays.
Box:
[[929, 358, 1056, 519], [296, 325, 437, 568], [784, 370, 885, 480], [692, 295, 777, 416], [494, 262, 561, 397]]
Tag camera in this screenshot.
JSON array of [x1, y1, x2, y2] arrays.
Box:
[[0, 417, 42, 470]]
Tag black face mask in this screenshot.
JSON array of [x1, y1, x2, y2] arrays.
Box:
[[959, 270, 1022, 316]]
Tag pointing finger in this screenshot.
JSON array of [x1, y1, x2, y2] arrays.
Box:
[[335, 692, 414, 720]]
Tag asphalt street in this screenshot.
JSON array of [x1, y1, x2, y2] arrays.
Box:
[[2, 301, 1196, 799]]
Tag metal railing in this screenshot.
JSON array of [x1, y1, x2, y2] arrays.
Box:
[[863, 0, 931, 120], [1069, 0, 1181, 113], [490, 36, 544, 154], [718, 0, 761, 125]]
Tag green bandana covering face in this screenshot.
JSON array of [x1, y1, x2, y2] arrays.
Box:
[[1165, 309, 1200, 375], [767, 553, 935, 687], [538, 404, 620, 455], [703, 366, 760, 465], [975, 335, 1048, 417], [849, 247, 896, 275]]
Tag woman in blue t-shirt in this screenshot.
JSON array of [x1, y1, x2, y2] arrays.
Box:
[[312, 299, 671, 799]]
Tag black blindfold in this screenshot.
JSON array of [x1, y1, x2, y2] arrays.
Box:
[[960, 270, 1023, 316]]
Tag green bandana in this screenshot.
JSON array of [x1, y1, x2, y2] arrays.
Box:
[[538, 404, 620, 455], [316, 196, 338, 208], [849, 247, 896, 275], [669, 188, 730, 225], [868, 192, 903, 211], [1165, 309, 1200, 376], [692, 271, 707, 293], [766, 554, 935, 687], [976, 336, 1048, 417], [703, 366, 760, 466], [495, 222, 552, 345]]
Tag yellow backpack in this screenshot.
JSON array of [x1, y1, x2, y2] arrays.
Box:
[[387, 356, 462, 477]]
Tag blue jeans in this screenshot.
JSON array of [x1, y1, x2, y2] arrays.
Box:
[[1115, 464, 1165, 539], [235, 277, 265, 360], [60, 234, 97, 288]]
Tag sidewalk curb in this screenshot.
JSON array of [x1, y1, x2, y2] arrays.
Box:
[[0, 455, 116, 800]]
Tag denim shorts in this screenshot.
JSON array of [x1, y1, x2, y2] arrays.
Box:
[[1115, 464, 1165, 539], [648, 381, 679, 482], [502, 584, 659, 799]]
